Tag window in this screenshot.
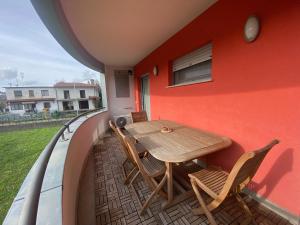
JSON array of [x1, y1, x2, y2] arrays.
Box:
[[79, 100, 89, 109], [43, 102, 50, 109], [114, 70, 130, 98], [41, 90, 49, 96], [29, 90, 34, 97], [172, 43, 212, 86], [24, 104, 36, 112], [14, 90, 22, 97], [64, 90, 70, 99], [80, 90, 86, 98], [62, 101, 74, 111], [11, 103, 23, 110]]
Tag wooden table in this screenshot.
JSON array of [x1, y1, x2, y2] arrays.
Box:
[[125, 120, 232, 208]]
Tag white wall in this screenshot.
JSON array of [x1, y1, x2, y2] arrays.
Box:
[[6, 86, 98, 113], [73, 100, 79, 111], [6, 87, 57, 114], [8, 107, 25, 115], [55, 88, 97, 100], [88, 99, 95, 110], [36, 101, 58, 112], [55, 87, 98, 111], [5, 87, 56, 100], [57, 99, 95, 111], [105, 66, 135, 119], [63, 110, 109, 225]]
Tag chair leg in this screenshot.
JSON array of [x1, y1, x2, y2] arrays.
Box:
[[121, 158, 128, 174], [191, 179, 217, 225], [122, 158, 129, 167], [121, 158, 130, 176], [150, 177, 168, 199], [129, 170, 140, 186], [192, 199, 221, 215], [140, 174, 167, 215], [129, 171, 143, 208], [191, 180, 222, 215], [234, 193, 257, 225], [124, 167, 138, 185]]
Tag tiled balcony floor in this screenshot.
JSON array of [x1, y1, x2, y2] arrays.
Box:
[[93, 134, 292, 225]]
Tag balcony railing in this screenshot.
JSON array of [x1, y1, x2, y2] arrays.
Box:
[[3, 108, 109, 225]]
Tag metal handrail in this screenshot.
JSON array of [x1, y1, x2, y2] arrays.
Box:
[[17, 109, 101, 225]]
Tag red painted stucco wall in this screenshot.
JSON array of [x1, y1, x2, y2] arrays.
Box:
[[134, 0, 300, 216]]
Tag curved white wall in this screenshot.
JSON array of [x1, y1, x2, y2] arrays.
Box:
[[62, 111, 109, 225]]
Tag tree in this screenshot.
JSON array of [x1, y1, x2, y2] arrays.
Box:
[[0, 101, 6, 113]]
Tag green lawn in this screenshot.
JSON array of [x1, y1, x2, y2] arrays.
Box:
[[0, 126, 60, 224]]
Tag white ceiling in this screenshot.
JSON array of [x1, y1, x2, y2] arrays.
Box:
[[60, 0, 217, 67]]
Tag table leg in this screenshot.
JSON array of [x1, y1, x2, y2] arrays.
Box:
[[162, 162, 196, 209], [162, 162, 173, 209]]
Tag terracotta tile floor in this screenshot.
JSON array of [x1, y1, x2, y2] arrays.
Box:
[[93, 134, 292, 225]]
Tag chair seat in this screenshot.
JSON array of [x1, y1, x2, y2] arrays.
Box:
[[189, 167, 228, 197], [141, 154, 165, 177], [135, 142, 147, 154]]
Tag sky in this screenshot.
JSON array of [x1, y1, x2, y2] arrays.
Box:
[[0, 1, 99, 91]]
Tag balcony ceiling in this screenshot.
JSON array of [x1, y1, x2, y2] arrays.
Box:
[[60, 0, 217, 67]]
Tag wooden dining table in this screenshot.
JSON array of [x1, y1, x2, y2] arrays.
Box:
[[125, 120, 232, 208]]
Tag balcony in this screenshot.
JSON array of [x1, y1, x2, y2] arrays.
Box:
[[3, 112, 294, 225]]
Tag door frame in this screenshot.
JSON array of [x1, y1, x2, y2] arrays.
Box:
[[140, 73, 150, 118]]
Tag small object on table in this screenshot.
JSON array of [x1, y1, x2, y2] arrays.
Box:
[[161, 126, 173, 133]]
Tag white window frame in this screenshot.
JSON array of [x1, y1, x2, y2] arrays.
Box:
[[11, 103, 23, 110], [29, 90, 34, 97], [170, 43, 212, 87], [41, 90, 49, 96], [14, 90, 22, 98]]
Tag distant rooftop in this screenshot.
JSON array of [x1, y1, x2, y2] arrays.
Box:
[[4, 81, 98, 89], [54, 81, 98, 88], [4, 86, 52, 89]]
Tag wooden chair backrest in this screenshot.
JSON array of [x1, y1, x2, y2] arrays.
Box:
[[131, 111, 148, 123], [221, 139, 279, 197], [124, 135, 149, 177], [109, 120, 118, 134], [109, 120, 133, 162], [109, 120, 124, 145], [117, 127, 136, 164]]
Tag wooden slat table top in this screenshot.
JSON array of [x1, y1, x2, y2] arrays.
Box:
[[125, 120, 232, 163], [125, 120, 182, 136]]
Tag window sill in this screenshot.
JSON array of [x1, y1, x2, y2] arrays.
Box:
[[166, 78, 212, 88]]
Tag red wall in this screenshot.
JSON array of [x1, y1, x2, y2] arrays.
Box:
[[134, 0, 300, 216]]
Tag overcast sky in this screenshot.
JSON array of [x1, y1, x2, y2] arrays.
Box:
[[0, 1, 99, 91]]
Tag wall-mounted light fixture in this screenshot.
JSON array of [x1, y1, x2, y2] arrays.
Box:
[[153, 65, 159, 76], [244, 15, 260, 42]]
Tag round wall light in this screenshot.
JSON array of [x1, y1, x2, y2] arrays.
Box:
[[244, 15, 260, 42], [153, 65, 159, 76]]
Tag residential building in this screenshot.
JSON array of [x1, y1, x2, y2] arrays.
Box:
[[5, 82, 100, 114], [54, 81, 100, 112], [5, 86, 57, 114]]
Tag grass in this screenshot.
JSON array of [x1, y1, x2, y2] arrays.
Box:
[[0, 126, 60, 224]]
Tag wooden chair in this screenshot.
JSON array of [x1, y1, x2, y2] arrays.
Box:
[[131, 111, 148, 123], [188, 139, 279, 225], [123, 135, 167, 215], [108, 120, 147, 184]]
